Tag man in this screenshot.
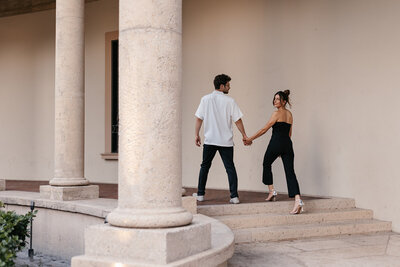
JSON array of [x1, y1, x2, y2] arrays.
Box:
[[193, 74, 249, 204]]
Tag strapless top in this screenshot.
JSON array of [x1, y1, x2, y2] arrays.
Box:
[[272, 122, 291, 137]]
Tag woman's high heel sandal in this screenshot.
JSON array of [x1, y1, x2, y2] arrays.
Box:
[[290, 199, 304, 215], [265, 190, 278, 201]]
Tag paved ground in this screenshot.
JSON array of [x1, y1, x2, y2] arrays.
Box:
[[228, 232, 400, 267], [15, 249, 70, 267], [14, 232, 400, 266]]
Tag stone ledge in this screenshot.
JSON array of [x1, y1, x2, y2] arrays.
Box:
[[100, 153, 118, 160], [199, 197, 356, 216], [0, 191, 197, 218]]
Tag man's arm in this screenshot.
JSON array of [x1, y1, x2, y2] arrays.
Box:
[[235, 119, 248, 140], [195, 117, 203, 147]]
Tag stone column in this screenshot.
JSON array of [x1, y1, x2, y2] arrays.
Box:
[[106, 0, 192, 228], [40, 0, 98, 200], [71, 1, 236, 265]]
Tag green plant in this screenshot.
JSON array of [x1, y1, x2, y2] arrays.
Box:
[[0, 201, 37, 267]]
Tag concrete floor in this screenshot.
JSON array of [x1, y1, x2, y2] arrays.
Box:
[[15, 233, 400, 267], [228, 232, 400, 267]]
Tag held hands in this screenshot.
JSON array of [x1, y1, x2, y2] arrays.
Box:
[[243, 136, 253, 146], [195, 135, 252, 147]]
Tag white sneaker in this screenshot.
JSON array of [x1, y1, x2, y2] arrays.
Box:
[[229, 197, 240, 204], [192, 193, 204, 202]]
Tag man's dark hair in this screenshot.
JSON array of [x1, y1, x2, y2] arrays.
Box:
[[213, 74, 231, 89]]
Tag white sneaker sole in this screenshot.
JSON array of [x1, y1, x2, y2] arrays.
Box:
[[192, 193, 204, 202]]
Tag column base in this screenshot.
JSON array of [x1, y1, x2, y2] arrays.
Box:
[[49, 178, 90, 186], [72, 256, 228, 267], [72, 215, 215, 266], [182, 196, 197, 214], [0, 179, 5, 191], [72, 215, 234, 267], [40, 185, 99, 201], [107, 206, 193, 228]]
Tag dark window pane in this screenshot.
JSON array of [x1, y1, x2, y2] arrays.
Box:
[[111, 40, 119, 153]]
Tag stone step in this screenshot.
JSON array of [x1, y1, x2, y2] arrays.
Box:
[[213, 208, 373, 230], [198, 198, 355, 216], [234, 219, 392, 243]]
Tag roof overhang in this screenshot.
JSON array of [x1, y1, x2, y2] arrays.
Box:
[[0, 0, 99, 18]]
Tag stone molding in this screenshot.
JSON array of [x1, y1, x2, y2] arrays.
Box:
[[40, 185, 99, 201]]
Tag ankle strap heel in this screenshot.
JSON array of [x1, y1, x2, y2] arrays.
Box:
[[266, 190, 278, 202], [290, 199, 304, 215]]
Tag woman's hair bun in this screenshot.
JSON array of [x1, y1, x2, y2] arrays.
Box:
[[283, 89, 290, 96]]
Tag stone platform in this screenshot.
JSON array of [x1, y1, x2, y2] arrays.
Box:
[[1, 182, 398, 266], [3, 180, 322, 203]]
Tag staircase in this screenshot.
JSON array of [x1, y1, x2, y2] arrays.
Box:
[[197, 197, 392, 243]]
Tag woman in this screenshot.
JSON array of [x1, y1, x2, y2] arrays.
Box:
[[245, 90, 304, 214]]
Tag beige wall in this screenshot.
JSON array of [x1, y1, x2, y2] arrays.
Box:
[[0, 8, 55, 180], [1, 0, 400, 232], [182, 0, 400, 232], [84, 0, 118, 182], [0, 0, 118, 183]]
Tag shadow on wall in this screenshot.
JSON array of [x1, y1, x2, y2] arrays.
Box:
[[297, 114, 330, 197], [310, 123, 328, 195]]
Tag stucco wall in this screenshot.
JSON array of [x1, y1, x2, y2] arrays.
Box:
[[182, 0, 400, 232], [0, 7, 55, 180], [0, 0, 118, 182], [84, 0, 118, 182], [1, 0, 400, 232]]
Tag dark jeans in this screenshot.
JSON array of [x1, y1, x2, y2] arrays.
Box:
[[197, 144, 239, 198]]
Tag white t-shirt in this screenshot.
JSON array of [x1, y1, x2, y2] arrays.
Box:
[[195, 91, 243, 147]]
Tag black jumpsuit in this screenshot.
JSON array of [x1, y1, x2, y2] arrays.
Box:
[[262, 122, 300, 198]]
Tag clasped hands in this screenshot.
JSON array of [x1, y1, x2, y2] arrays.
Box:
[[243, 136, 253, 146], [195, 135, 253, 146]]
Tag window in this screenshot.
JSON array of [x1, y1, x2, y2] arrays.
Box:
[[111, 39, 119, 153], [102, 31, 119, 160]]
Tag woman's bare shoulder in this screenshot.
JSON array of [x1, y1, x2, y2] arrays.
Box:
[[271, 110, 279, 117], [286, 110, 293, 123]]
